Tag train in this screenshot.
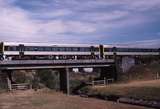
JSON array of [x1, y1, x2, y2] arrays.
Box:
[[0, 42, 159, 60]]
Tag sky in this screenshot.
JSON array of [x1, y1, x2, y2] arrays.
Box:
[[0, 0, 160, 47]]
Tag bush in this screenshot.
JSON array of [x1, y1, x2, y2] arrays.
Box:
[[37, 70, 59, 90]]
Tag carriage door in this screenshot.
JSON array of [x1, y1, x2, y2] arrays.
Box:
[[99, 45, 104, 59], [19, 44, 24, 58], [90, 46, 95, 59]]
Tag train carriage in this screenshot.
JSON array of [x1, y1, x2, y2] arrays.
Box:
[[103, 45, 159, 57], [0, 42, 159, 60], [0, 42, 100, 60]]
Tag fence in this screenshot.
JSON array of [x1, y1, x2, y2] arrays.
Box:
[[92, 78, 114, 86], [12, 83, 31, 90]]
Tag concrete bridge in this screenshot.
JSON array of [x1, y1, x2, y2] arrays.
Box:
[[0, 59, 114, 70], [0, 59, 116, 94]]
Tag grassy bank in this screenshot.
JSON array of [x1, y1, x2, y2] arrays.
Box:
[[118, 61, 160, 82], [0, 89, 150, 109], [81, 80, 160, 101]]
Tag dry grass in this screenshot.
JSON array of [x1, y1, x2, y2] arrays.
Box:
[[119, 62, 160, 82], [91, 80, 160, 100], [0, 89, 151, 109]]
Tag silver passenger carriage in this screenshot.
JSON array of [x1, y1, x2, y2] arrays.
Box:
[[0, 42, 159, 60], [1, 42, 100, 60]]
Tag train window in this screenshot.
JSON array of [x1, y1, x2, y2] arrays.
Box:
[[65, 47, 71, 51], [87, 47, 91, 51], [79, 47, 90, 52], [154, 49, 159, 52], [59, 47, 65, 51], [77, 47, 80, 51], [25, 46, 37, 51], [4, 46, 18, 51], [79, 48, 83, 51], [45, 47, 52, 51], [4, 46, 9, 51], [10, 47, 14, 51], [94, 47, 99, 52], [38, 47, 44, 51], [90, 46, 99, 52], [152, 49, 158, 52], [90, 46, 94, 52], [56, 47, 60, 51], [51, 47, 56, 51], [105, 48, 112, 52], [104, 47, 159, 52], [104, 48, 110, 52], [116, 48, 123, 52], [109, 48, 113, 52], [57, 47, 60, 51], [72, 47, 78, 51], [34, 47, 38, 51], [24, 47, 28, 51], [29, 47, 35, 51]]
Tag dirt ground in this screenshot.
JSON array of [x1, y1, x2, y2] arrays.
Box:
[[0, 89, 152, 109]]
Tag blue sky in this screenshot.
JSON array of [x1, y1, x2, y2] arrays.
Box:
[[0, 0, 160, 47]]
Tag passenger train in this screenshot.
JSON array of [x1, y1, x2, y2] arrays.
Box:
[[0, 42, 159, 60]]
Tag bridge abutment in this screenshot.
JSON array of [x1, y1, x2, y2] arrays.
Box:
[[0, 70, 13, 91]]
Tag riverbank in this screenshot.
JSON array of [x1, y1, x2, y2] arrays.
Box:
[[79, 80, 160, 108]]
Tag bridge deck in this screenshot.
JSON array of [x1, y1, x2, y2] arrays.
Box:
[[0, 59, 114, 70]]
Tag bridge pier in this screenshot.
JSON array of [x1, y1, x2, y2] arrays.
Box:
[[59, 68, 70, 95], [93, 68, 101, 73], [100, 66, 117, 81], [78, 68, 84, 73]]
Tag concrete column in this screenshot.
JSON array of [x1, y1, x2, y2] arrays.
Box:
[[66, 68, 70, 95], [59, 68, 70, 95]]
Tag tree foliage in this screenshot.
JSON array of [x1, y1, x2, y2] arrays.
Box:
[[37, 70, 59, 89]]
